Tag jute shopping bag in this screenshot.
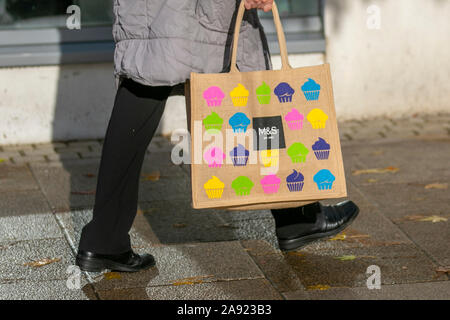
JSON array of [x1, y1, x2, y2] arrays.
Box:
[[188, 0, 347, 210]]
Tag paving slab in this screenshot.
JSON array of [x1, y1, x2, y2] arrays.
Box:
[[0, 190, 52, 218], [0, 279, 95, 300], [0, 238, 75, 282], [0, 213, 62, 243], [56, 209, 159, 251], [0, 164, 39, 192], [29, 159, 100, 212], [347, 140, 450, 186], [97, 279, 283, 300], [393, 220, 450, 266], [357, 180, 450, 219], [140, 200, 278, 245], [241, 240, 306, 293], [284, 281, 450, 300], [283, 244, 438, 289], [138, 176, 192, 202], [308, 183, 412, 252], [90, 242, 264, 291]]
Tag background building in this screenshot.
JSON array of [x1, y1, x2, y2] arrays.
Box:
[[0, 0, 449, 145]]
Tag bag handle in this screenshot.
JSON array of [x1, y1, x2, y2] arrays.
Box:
[[230, 0, 292, 73]]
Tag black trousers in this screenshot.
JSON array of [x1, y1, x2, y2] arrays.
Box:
[[78, 78, 173, 254], [78, 78, 312, 255]]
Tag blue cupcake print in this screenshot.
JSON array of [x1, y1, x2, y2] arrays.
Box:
[[229, 112, 250, 133], [274, 82, 295, 103], [286, 169, 304, 192], [301, 78, 321, 101], [313, 169, 335, 190]]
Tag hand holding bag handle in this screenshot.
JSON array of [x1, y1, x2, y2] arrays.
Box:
[[230, 0, 292, 73]]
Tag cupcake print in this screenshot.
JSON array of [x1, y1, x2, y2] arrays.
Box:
[[203, 112, 223, 132], [287, 142, 309, 163], [229, 144, 249, 166], [313, 169, 335, 190], [301, 78, 321, 101], [260, 174, 281, 194], [286, 169, 304, 192], [307, 108, 329, 129], [256, 82, 271, 104], [274, 82, 295, 103], [204, 176, 225, 199], [203, 86, 225, 107], [230, 83, 249, 107], [312, 137, 330, 160], [260, 149, 279, 167], [231, 176, 254, 196], [284, 108, 304, 130], [203, 147, 226, 168], [229, 112, 251, 133]]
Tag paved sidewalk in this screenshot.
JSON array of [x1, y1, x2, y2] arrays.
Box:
[[0, 113, 449, 300]]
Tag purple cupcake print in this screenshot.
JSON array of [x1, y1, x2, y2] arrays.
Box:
[[312, 137, 330, 160], [286, 169, 304, 192], [274, 82, 295, 103], [229, 144, 249, 166]]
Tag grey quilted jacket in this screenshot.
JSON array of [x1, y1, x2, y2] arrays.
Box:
[[113, 0, 272, 86]]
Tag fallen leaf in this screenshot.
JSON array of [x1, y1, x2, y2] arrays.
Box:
[[400, 215, 448, 223], [83, 173, 96, 178], [335, 255, 356, 261], [104, 272, 121, 280], [173, 223, 187, 228], [307, 284, 331, 291], [71, 190, 96, 195], [329, 233, 347, 241], [172, 275, 214, 286], [24, 257, 61, 268], [352, 166, 399, 175], [142, 171, 160, 182], [424, 183, 448, 190], [371, 150, 384, 156], [328, 230, 370, 242], [287, 251, 305, 257], [418, 215, 448, 223], [0, 158, 5, 163], [435, 266, 450, 274]]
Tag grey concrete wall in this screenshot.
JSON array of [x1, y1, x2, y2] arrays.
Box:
[[324, 0, 450, 119]]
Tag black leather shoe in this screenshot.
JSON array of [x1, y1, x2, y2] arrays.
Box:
[[75, 250, 156, 272], [277, 200, 359, 251]]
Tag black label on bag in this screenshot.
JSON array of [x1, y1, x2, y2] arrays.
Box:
[[252, 116, 286, 150]]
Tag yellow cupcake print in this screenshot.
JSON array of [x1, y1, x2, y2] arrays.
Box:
[[204, 176, 225, 199], [260, 150, 279, 167], [230, 83, 249, 107], [307, 108, 329, 129]]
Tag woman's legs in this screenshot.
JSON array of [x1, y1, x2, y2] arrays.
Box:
[[78, 78, 173, 255]]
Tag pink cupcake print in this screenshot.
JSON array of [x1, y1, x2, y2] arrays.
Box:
[[203, 147, 226, 168], [260, 174, 281, 194], [203, 86, 225, 107], [284, 108, 304, 130]]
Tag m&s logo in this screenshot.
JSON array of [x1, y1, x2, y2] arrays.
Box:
[[259, 126, 279, 139]]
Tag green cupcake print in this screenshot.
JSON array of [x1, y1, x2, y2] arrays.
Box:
[[203, 111, 223, 132], [287, 142, 309, 163], [256, 82, 271, 104], [231, 176, 254, 196]]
